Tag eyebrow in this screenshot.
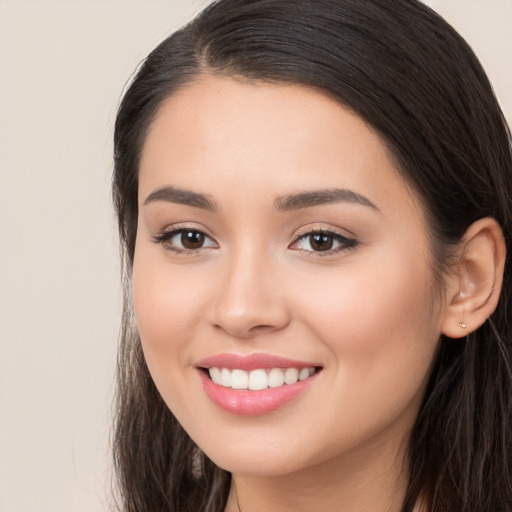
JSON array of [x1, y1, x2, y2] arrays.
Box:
[[274, 188, 380, 212], [143, 186, 217, 211], [143, 185, 380, 213]]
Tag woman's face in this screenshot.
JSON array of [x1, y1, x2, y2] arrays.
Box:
[[133, 75, 446, 476]]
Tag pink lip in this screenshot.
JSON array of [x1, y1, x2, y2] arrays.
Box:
[[198, 371, 318, 416], [196, 352, 319, 371], [195, 353, 321, 416]]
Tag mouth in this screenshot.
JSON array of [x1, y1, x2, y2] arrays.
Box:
[[195, 353, 322, 415]]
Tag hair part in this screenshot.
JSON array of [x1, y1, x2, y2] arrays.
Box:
[[112, 1, 512, 510]]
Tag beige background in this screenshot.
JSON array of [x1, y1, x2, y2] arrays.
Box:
[[0, 1, 510, 511]]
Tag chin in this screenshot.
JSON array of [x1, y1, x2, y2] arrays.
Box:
[[207, 449, 309, 477]]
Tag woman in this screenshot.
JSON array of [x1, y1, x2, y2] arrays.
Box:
[[112, 0, 512, 510]]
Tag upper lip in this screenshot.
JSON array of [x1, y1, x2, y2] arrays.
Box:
[[195, 353, 321, 371]]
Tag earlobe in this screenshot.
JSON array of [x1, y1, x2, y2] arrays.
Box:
[[441, 217, 506, 339]]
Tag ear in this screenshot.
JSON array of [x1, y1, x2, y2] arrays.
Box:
[[441, 217, 506, 339]]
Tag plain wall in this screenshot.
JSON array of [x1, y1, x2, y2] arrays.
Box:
[[0, 1, 510, 511]]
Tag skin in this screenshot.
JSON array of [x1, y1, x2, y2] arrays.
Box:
[[132, 75, 503, 511]]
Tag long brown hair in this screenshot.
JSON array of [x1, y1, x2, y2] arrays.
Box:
[[112, 1, 512, 510]]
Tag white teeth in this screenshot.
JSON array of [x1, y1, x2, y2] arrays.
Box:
[[298, 367, 310, 381], [248, 369, 267, 390], [284, 367, 299, 385], [209, 367, 222, 385], [268, 367, 285, 388], [207, 366, 316, 390], [221, 368, 231, 387], [231, 369, 248, 389]]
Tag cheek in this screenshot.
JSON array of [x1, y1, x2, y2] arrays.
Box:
[[301, 256, 434, 331], [276, 256, 441, 459], [131, 252, 212, 422], [294, 250, 441, 400], [131, 246, 208, 381]]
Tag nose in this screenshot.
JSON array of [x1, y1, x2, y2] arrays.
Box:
[[211, 249, 291, 339]]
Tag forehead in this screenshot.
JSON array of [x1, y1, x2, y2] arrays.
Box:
[[139, 74, 419, 220]]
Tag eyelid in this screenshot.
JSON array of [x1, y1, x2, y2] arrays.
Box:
[[151, 224, 219, 253], [293, 223, 355, 239], [289, 225, 358, 256], [151, 222, 357, 256]]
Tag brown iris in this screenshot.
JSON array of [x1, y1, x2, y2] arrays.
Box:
[[181, 230, 205, 249], [309, 233, 334, 251]]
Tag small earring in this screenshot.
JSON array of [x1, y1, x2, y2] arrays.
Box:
[[459, 322, 467, 329]]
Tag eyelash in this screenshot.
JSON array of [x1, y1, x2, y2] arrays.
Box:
[[290, 228, 358, 257], [151, 226, 218, 254], [151, 226, 358, 256]]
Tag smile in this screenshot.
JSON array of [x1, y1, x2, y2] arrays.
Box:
[[208, 367, 316, 390], [196, 353, 322, 415]]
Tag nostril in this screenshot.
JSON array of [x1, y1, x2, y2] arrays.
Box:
[[213, 320, 285, 339], [248, 324, 278, 333]]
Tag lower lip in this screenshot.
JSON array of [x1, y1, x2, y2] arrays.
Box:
[[198, 370, 318, 416]]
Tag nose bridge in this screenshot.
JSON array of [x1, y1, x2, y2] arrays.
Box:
[[212, 241, 290, 338]]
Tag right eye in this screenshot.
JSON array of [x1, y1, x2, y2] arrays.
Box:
[[152, 228, 218, 253]]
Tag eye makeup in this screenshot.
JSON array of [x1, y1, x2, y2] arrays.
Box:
[[289, 227, 358, 257], [151, 223, 358, 258]]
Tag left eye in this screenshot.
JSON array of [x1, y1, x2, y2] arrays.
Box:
[[291, 231, 355, 253], [154, 229, 217, 251]]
